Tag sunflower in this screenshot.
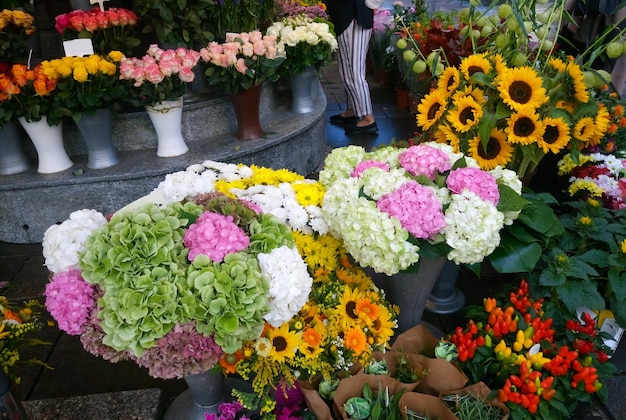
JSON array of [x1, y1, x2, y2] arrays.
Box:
[[467, 128, 514, 170], [452, 85, 487, 106], [459, 53, 491, 80], [565, 61, 589, 103], [537, 117, 571, 154], [590, 105, 610, 145], [446, 95, 483, 133], [505, 109, 544, 145], [547, 57, 568, 73], [267, 324, 301, 363], [490, 53, 508, 77], [299, 326, 324, 358], [370, 305, 396, 346], [572, 117, 596, 143], [337, 285, 367, 322], [497, 66, 548, 112], [354, 297, 380, 326], [434, 123, 461, 152], [343, 327, 368, 355], [416, 90, 448, 130], [437, 66, 461, 94]]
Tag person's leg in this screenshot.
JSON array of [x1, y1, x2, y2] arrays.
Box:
[[337, 21, 375, 128]]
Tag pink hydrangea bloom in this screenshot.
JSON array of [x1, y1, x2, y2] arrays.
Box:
[[184, 212, 250, 262], [351, 160, 390, 178], [446, 167, 500, 205], [399, 144, 452, 179], [45, 269, 95, 335], [377, 181, 445, 239]]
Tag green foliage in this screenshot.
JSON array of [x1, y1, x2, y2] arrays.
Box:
[[344, 382, 407, 420]]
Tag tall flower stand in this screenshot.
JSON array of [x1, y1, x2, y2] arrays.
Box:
[[145, 97, 189, 157], [75, 108, 120, 169], [229, 84, 264, 141], [0, 121, 31, 175], [289, 66, 315, 114], [382, 258, 446, 333], [18, 116, 73, 174], [425, 261, 465, 315]]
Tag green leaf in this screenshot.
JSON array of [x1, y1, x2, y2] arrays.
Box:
[[608, 269, 626, 302], [559, 280, 605, 313], [538, 269, 566, 287], [567, 258, 599, 280], [497, 183, 528, 213], [489, 235, 542, 273]]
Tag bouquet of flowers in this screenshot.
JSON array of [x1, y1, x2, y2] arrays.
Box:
[[40, 51, 125, 122], [199, 30, 285, 95], [589, 90, 626, 157], [558, 152, 626, 209], [266, 14, 337, 77], [119, 44, 201, 107], [0, 8, 36, 63], [440, 279, 618, 420], [317, 142, 525, 275], [155, 161, 397, 416], [274, 0, 330, 20], [54, 7, 139, 55], [0, 63, 63, 126], [42, 177, 313, 381]]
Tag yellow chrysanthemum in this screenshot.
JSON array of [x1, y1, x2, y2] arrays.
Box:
[[537, 117, 571, 154], [568, 179, 604, 198], [343, 327, 368, 355], [467, 128, 514, 170], [437, 66, 461, 94], [505, 109, 544, 145], [572, 117, 596, 143], [459, 53, 491, 80], [292, 181, 324, 207], [267, 324, 301, 363], [566, 61, 589, 103], [446, 95, 483, 133], [557, 154, 594, 176], [497, 66, 548, 111], [416, 90, 448, 130]]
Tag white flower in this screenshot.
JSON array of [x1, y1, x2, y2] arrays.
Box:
[[318, 145, 367, 186], [258, 246, 312, 326], [42, 209, 107, 273], [360, 167, 411, 200]]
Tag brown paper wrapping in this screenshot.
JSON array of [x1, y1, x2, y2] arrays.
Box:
[[399, 392, 459, 420], [298, 377, 334, 420], [391, 324, 442, 356]]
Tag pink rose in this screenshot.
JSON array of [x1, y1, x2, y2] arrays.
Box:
[[179, 67, 195, 83]]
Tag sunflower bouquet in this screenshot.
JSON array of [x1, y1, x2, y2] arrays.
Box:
[[155, 160, 397, 416]]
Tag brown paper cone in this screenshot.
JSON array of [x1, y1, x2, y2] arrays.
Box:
[[391, 324, 442, 356], [398, 392, 459, 420]]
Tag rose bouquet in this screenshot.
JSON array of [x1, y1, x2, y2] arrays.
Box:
[[42, 180, 314, 381], [40, 51, 125, 122], [441, 279, 618, 420], [0, 8, 36, 63], [54, 7, 140, 55], [266, 14, 337, 78], [199, 30, 285, 95], [119, 44, 201, 107], [155, 161, 397, 416], [317, 142, 525, 276]]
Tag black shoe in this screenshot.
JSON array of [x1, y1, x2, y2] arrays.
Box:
[[330, 113, 358, 125], [345, 121, 378, 135]]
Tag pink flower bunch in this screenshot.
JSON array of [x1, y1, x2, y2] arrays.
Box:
[[377, 181, 445, 240], [54, 7, 138, 35], [184, 212, 250, 262], [133, 322, 223, 379], [205, 400, 250, 420], [399, 144, 452, 179], [45, 269, 95, 335], [446, 167, 500, 205], [373, 8, 394, 33], [351, 160, 390, 178], [120, 44, 200, 86]]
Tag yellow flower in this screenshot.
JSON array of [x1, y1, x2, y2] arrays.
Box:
[[497, 66, 548, 112], [337, 285, 367, 322], [568, 179, 603, 198], [370, 304, 396, 345], [467, 128, 514, 170], [459, 53, 491, 80], [578, 216, 593, 226], [292, 181, 324, 207], [267, 324, 301, 363], [434, 123, 461, 152], [537, 117, 571, 154], [416, 89, 448, 130], [343, 327, 367, 355], [572, 117, 596, 143], [84, 56, 100, 74], [446, 94, 483, 133], [620, 239, 626, 254], [108, 50, 124, 62], [505, 109, 544, 145], [566, 61, 589, 103], [72, 66, 88, 83], [437, 66, 461, 94]]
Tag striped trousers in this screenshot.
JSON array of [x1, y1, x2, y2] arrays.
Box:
[[337, 20, 373, 117]]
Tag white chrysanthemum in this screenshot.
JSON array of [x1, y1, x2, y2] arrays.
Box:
[[591, 153, 624, 174], [42, 209, 107, 273], [305, 205, 329, 235], [158, 169, 217, 202], [360, 167, 411, 200], [591, 174, 620, 197], [201, 160, 253, 180], [259, 246, 313, 327], [443, 190, 505, 264], [323, 177, 420, 275], [318, 145, 367, 187]]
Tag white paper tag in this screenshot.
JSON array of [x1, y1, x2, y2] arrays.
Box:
[[63, 39, 95, 57]]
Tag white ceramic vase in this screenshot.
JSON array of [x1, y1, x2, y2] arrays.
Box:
[[145, 97, 189, 157], [18, 116, 73, 174]]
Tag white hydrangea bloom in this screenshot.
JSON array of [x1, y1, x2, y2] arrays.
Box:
[[259, 246, 313, 327], [360, 167, 411, 200], [367, 146, 403, 167], [42, 209, 107, 273], [158, 169, 217, 203], [443, 190, 504, 265], [318, 145, 367, 187], [489, 166, 523, 225]]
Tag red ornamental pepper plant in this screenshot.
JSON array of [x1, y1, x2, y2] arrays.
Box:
[[441, 279, 618, 420]]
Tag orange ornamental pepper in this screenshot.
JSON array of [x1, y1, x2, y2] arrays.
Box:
[[484, 297, 497, 313]]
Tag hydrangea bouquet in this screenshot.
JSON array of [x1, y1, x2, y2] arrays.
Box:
[[155, 161, 397, 416], [318, 142, 526, 276], [42, 178, 313, 380]]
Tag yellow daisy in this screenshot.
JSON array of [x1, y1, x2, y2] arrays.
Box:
[[568, 179, 604, 198], [446, 95, 483, 133], [416, 90, 448, 130], [292, 181, 324, 207], [505, 109, 545, 145], [467, 128, 514, 170], [537, 117, 571, 154], [497, 66, 548, 111]]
